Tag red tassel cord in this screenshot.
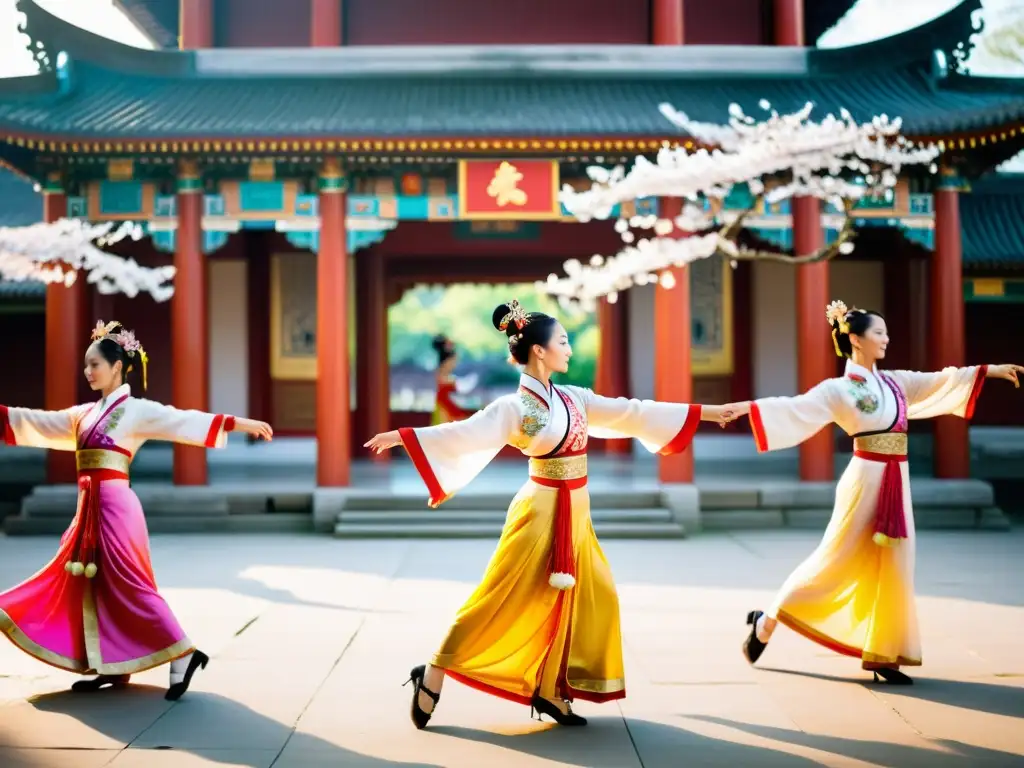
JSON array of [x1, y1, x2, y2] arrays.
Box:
[[548, 483, 576, 590], [872, 459, 908, 547]]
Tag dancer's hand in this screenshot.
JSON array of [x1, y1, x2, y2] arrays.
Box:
[[700, 404, 734, 427], [364, 430, 403, 454], [719, 401, 752, 423], [987, 364, 1024, 388], [234, 418, 274, 441]]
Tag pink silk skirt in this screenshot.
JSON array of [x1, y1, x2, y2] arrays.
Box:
[[0, 479, 193, 674]]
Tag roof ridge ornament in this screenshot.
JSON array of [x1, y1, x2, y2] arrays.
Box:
[[15, 0, 54, 73]]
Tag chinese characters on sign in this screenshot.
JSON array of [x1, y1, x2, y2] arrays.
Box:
[[458, 160, 561, 219]]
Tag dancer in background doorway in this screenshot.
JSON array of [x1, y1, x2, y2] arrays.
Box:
[[431, 334, 478, 425], [722, 300, 1022, 685], [367, 299, 732, 728], [0, 321, 273, 700]]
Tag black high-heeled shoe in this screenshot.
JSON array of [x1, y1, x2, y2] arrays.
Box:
[[742, 609, 768, 665], [872, 668, 913, 685], [530, 694, 587, 726], [71, 674, 130, 693], [404, 664, 441, 730], [165, 650, 209, 701]]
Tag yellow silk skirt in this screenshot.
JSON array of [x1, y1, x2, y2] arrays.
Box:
[[433, 479, 625, 704], [769, 455, 921, 669]]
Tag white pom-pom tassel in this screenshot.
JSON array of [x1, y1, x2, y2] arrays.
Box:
[[549, 572, 576, 590]]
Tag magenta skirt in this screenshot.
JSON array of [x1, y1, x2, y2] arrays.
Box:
[[0, 479, 193, 674]]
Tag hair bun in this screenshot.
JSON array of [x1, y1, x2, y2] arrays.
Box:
[[491, 304, 513, 333], [431, 335, 449, 353]]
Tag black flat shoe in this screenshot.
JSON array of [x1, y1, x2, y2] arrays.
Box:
[[743, 610, 768, 665], [872, 668, 913, 685], [165, 650, 209, 701], [404, 664, 441, 730], [530, 694, 587, 726], [72, 674, 130, 692]]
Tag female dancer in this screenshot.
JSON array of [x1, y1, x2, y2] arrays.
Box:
[[431, 334, 478, 425], [366, 300, 731, 727], [0, 320, 273, 700], [724, 300, 1021, 684]]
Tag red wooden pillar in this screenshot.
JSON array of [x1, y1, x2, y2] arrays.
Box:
[[655, 197, 693, 482], [42, 176, 82, 484], [179, 0, 213, 49], [793, 197, 834, 480], [595, 294, 631, 454], [355, 250, 390, 462], [931, 170, 970, 478], [651, 0, 684, 45], [773, 0, 804, 46], [317, 159, 351, 486], [172, 160, 209, 485], [311, 0, 343, 46]]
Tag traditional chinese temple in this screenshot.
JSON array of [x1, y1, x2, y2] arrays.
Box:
[[1, 0, 1022, 494]]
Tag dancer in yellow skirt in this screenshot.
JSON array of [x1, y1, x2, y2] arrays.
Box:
[[722, 300, 1022, 684], [366, 299, 730, 727]]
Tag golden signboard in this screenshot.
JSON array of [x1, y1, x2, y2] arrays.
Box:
[[690, 255, 734, 376]]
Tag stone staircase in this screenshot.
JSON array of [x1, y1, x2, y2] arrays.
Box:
[[332, 488, 690, 538]]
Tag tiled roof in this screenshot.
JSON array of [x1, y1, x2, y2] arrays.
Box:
[[1, 0, 1017, 141], [962, 174, 1024, 266]]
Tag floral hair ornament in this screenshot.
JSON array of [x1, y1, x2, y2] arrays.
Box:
[[498, 299, 529, 332], [90, 319, 150, 390], [825, 300, 854, 358]]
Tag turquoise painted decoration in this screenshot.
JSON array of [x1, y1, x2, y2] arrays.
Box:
[[99, 181, 143, 216], [455, 221, 540, 239], [154, 194, 176, 218], [203, 231, 230, 254], [150, 230, 175, 254], [766, 198, 790, 215], [285, 231, 318, 252], [853, 186, 895, 210], [295, 194, 318, 217], [66, 196, 87, 218], [204, 194, 226, 217], [239, 182, 284, 212], [635, 197, 659, 216], [348, 195, 380, 218], [723, 183, 756, 211], [281, 229, 389, 253], [908, 194, 933, 215], [753, 227, 793, 250], [899, 226, 935, 250], [349, 230, 389, 252]]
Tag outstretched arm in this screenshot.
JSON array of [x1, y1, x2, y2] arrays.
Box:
[[133, 400, 272, 447], [579, 389, 728, 457], [722, 380, 838, 453], [0, 404, 89, 451], [890, 364, 1021, 421]]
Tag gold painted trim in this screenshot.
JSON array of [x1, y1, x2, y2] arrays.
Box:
[[270, 253, 318, 380], [0, 607, 88, 673], [529, 454, 587, 481], [76, 449, 132, 474], [568, 676, 626, 694], [854, 433, 908, 456], [690, 257, 734, 377]]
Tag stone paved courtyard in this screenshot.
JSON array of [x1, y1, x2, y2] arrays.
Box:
[[0, 530, 1022, 767]]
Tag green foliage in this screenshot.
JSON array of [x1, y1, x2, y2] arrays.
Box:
[[388, 283, 598, 387]]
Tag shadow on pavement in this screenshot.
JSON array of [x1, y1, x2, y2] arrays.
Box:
[[759, 666, 1024, 721], [21, 685, 442, 768]]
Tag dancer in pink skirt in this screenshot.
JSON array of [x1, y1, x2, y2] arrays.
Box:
[[0, 320, 273, 700]]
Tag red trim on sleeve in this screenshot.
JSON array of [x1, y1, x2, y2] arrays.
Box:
[[224, 415, 236, 432], [0, 406, 14, 446], [204, 414, 226, 448], [750, 403, 769, 453], [398, 427, 448, 508], [658, 405, 702, 456], [964, 366, 987, 420]]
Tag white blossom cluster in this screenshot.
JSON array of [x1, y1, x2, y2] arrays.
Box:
[[546, 101, 942, 310], [0, 219, 177, 302]]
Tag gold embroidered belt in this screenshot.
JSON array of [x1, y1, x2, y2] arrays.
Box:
[[528, 454, 588, 482], [853, 433, 907, 458], [76, 449, 132, 476]]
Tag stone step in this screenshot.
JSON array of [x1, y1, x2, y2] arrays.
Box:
[[339, 508, 675, 525], [334, 520, 687, 539], [4, 513, 312, 536], [341, 490, 665, 511]]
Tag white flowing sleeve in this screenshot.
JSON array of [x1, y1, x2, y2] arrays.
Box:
[[399, 395, 519, 508], [0, 404, 90, 451], [571, 387, 702, 455], [888, 366, 987, 420], [132, 399, 235, 448], [750, 381, 838, 453]]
